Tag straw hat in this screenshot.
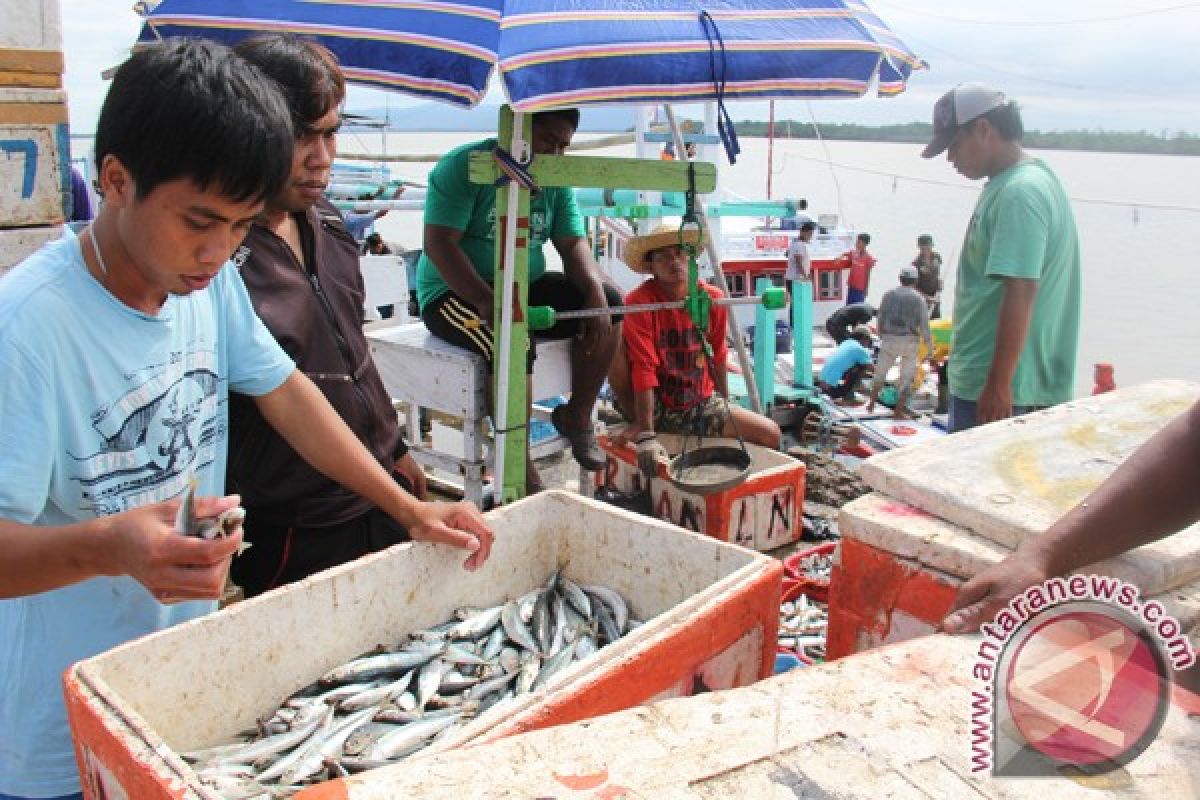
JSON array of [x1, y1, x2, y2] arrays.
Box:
[[622, 224, 704, 273]]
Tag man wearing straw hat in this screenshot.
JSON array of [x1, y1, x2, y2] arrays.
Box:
[[609, 225, 781, 478]]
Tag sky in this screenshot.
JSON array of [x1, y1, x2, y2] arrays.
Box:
[[60, 1, 1200, 137]]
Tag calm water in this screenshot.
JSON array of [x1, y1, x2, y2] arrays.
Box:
[[77, 130, 1200, 398], [361, 132, 1200, 399]]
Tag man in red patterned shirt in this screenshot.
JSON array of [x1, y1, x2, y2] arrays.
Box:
[[843, 232, 877, 305], [609, 226, 780, 477]]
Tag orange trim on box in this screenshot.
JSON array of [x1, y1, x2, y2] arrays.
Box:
[[64, 667, 189, 800], [482, 558, 783, 737], [826, 537, 959, 660]]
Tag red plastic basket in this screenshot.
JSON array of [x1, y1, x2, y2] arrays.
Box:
[[781, 542, 837, 603]]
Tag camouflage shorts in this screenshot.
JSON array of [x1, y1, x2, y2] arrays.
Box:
[[617, 394, 728, 437]]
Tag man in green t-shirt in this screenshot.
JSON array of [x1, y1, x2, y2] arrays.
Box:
[[416, 109, 621, 489], [922, 84, 1081, 433]]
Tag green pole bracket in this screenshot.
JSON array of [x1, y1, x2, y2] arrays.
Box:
[[759, 286, 787, 311]]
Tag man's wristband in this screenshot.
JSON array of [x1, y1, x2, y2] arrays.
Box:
[[634, 431, 657, 444]]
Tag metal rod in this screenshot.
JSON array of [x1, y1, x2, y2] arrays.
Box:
[[547, 294, 770, 322]]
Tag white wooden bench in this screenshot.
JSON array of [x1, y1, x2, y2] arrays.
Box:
[[366, 321, 588, 505]]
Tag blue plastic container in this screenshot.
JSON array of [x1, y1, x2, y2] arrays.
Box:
[[747, 320, 792, 355], [774, 652, 803, 674]]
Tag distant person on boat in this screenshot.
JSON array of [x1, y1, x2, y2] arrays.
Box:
[[609, 225, 781, 477], [363, 231, 392, 256], [417, 108, 622, 488], [69, 165, 93, 222], [922, 83, 1080, 432], [912, 233, 943, 318], [867, 266, 933, 419], [228, 34, 491, 598], [780, 197, 815, 230], [344, 184, 405, 243], [842, 233, 877, 305], [0, 39, 489, 800], [784, 220, 816, 303], [817, 327, 874, 406], [825, 301, 876, 344]]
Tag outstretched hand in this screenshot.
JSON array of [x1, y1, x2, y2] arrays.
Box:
[[108, 494, 246, 604], [941, 555, 1052, 634], [406, 500, 494, 571]]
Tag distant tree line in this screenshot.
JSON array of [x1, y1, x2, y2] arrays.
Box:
[[732, 119, 1200, 156]]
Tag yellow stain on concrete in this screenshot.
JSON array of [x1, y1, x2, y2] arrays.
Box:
[[995, 434, 1106, 513]]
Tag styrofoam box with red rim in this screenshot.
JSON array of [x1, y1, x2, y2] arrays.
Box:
[[65, 490, 782, 800]]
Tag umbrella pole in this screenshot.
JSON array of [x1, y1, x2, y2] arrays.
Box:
[[493, 107, 530, 504], [663, 104, 764, 415]]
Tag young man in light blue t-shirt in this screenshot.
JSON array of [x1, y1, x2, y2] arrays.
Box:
[[0, 40, 491, 800], [922, 84, 1081, 432]]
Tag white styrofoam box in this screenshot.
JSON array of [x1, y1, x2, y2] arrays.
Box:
[[303, 634, 1200, 800], [360, 253, 407, 311], [1, 120, 68, 226], [860, 381, 1200, 551], [0, 222, 61, 275], [840, 491, 1200, 603], [2, 0, 63, 51], [367, 321, 573, 417], [66, 491, 780, 799]]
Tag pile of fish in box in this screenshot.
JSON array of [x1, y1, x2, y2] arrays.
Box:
[[186, 572, 635, 798]]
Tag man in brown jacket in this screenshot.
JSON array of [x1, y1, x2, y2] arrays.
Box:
[[227, 34, 482, 596]]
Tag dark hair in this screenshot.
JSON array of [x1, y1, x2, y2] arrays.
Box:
[[533, 108, 581, 131], [856, 233, 871, 245], [974, 101, 1024, 142], [234, 34, 345, 134], [95, 38, 293, 203], [797, 198, 808, 210], [852, 329, 873, 347], [917, 234, 933, 246], [800, 221, 816, 233]]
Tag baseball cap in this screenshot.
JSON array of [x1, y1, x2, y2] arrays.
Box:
[[899, 265, 919, 282], [921, 83, 1008, 158]]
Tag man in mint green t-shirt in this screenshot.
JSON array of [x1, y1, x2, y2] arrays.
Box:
[[417, 109, 622, 488], [922, 84, 1081, 432]]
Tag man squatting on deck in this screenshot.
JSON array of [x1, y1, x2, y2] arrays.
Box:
[[0, 40, 492, 799], [607, 225, 781, 480]]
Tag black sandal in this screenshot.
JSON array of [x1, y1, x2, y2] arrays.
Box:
[[550, 405, 606, 471]]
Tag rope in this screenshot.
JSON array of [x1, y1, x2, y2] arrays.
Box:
[[699, 11, 741, 165], [492, 146, 539, 192]]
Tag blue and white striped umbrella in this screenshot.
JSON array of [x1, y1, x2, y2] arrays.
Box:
[[137, 1, 923, 110]]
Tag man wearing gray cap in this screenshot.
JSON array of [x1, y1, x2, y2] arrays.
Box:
[[867, 265, 932, 420], [923, 84, 1080, 432]]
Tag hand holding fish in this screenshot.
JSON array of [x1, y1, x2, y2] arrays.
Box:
[[404, 501, 493, 572], [105, 494, 246, 605]]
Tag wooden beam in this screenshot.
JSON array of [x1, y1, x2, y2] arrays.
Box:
[[469, 152, 717, 194]]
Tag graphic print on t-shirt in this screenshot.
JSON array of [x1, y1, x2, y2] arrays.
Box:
[[658, 324, 709, 411], [72, 347, 221, 515]]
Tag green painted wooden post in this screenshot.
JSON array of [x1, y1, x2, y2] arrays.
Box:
[[752, 277, 776, 413], [492, 107, 531, 504], [792, 280, 813, 388], [467, 109, 716, 504]]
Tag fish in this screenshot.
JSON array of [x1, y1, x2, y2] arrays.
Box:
[[501, 599, 540, 654], [191, 576, 634, 797]]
